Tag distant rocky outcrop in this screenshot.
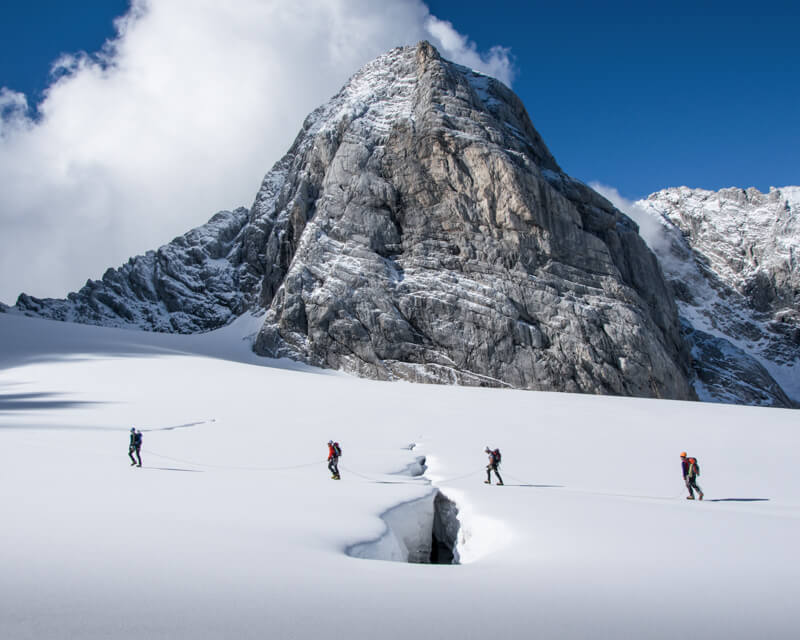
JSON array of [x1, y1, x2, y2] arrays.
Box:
[[682, 323, 794, 407], [16, 208, 252, 333], [638, 186, 799, 406], [13, 42, 702, 401]]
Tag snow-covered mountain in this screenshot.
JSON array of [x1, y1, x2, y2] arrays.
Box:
[[637, 186, 799, 407], [10, 42, 694, 401], [9, 44, 797, 408]]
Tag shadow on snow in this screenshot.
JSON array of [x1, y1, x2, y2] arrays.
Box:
[[708, 498, 770, 502]]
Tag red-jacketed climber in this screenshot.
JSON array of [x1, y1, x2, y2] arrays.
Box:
[[328, 440, 341, 480]]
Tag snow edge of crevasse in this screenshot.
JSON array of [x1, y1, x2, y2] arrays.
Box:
[[345, 446, 511, 564]]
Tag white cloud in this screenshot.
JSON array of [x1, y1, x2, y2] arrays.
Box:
[[423, 16, 513, 85], [589, 182, 671, 254], [0, 0, 513, 303], [0, 88, 30, 137]]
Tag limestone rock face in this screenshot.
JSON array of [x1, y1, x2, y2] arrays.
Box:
[[638, 186, 799, 406], [682, 322, 794, 407], [250, 43, 694, 399]]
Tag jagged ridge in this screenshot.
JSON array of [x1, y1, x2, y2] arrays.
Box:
[[16, 208, 252, 332], [638, 186, 799, 406]]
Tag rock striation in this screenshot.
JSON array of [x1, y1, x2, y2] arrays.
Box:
[[14, 42, 696, 401], [637, 186, 799, 406]]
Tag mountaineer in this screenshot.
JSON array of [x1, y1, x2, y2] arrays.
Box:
[[680, 451, 703, 500], [129, 427, 143, 467], [484, 446, 503, 485], [328, 440, 341, 480]]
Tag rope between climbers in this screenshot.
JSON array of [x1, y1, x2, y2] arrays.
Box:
[[143, 449, 326, 472]]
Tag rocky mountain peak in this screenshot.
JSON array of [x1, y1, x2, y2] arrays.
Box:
[[243, 43, 694, 399], [12, 42, 697, 401]]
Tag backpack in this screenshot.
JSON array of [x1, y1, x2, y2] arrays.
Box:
[[333, 442, 342, 457], [134, 432, 143, 447], [492, 449, 501, 464], [688, 457, 699, 476]]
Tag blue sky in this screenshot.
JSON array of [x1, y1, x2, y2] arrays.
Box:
[[0, 1, 797, 301], [425, 0, 799, 196], [0, 1, 129, 104], [3, 0, 797, 198]]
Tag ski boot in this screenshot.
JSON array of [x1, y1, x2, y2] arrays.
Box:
[[698, 492, 704, 500], [497, 481, 504, 486], [686, 495, 695, 500], [484, 480, 491, 484]]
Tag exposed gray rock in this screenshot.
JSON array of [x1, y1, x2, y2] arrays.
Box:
[[15, 208, 252, 332], [251, 42, 694, 400], [683, 322, 794, 407]]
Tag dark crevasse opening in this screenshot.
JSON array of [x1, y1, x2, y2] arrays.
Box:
[[430, 491, 459, 564], [346, 489, 460, 565]]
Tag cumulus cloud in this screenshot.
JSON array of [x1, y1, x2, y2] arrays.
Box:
[[0, 89, 30, 137], [423, 16, 513, 85], [0, 0, 514, 302]]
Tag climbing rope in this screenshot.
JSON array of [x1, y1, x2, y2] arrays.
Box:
[[432, 469, 484, 485], [563, 487, 686, 501], [12, 432, 689, 500], [502, 471, 553, 486], [503, 471, 684, 500], [142, 449, 327, 472], [338, 464, 492, 486], [337, 463, 429, 484]]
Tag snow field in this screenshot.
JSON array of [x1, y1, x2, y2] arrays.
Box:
[[1, 313, 799, 639]]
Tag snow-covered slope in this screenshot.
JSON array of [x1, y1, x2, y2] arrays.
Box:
[[637, 186, 799, 406], [1, 313, 798, 639]]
